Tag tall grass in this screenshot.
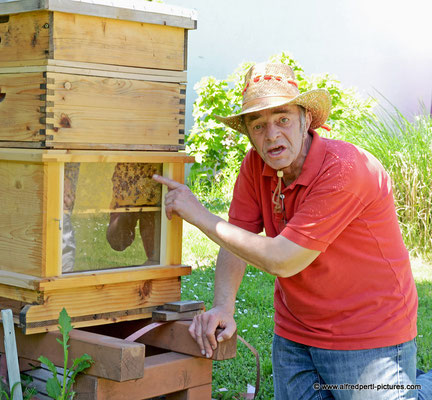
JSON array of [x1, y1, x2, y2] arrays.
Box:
[[189, 108, 432, 260], [330, 109, 432, 260]]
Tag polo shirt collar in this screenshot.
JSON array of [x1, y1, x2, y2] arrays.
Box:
[[262, 129, 327, 188]]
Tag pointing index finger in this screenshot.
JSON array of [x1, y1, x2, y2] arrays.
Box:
[[152, 174, 182, 190]]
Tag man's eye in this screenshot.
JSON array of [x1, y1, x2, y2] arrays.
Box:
[[253, 124, 263, 131], [280, 117, 289, 124]]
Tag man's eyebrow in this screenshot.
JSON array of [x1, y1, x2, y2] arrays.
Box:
[[272, 107, 296, 115], [244, 114, 261, 123], [245, 108, 296, 123]]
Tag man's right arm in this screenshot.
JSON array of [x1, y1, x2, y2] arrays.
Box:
[[189, 246, 246, 358]]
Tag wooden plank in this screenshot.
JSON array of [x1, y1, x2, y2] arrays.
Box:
[[44, 72, 185, 147], [136, 320, 237, 361], [0, 160, 44, 276], [0, 271, 39, 291], [163, 300, 205, 313], [46, 60, 188, 79], [160, 163, 184, 265], [152, 309, 204, 322], [72, 206, 161, 215], [44, 142, 185, 151], [0, 148, 195, 163], [0, 11, 50, 66], [38, 265, 191, 291], [0, 142, 45, 149], [42, 161, 62, 277], [167, 384, 212, 400], [22, 307, 156, 335], [21, 277, 181, 333], [0, 326, 146, 381], [74, 351, 212, 400], [0, 61, 188, 83], [41, 65, 187, 83], [0, 72, 45, 142], [0, 0, 197, 30], [52, 12, 186, 70], [41, 151, 194, 163], [0, 283, 42, 304], [1, 309, 24, 400]]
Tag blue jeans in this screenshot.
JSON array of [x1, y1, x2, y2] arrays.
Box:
[[272, 334, 432, 400]]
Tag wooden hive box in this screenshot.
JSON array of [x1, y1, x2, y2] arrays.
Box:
[[0, 148, 194, 333], [0, 0, 197, 150]]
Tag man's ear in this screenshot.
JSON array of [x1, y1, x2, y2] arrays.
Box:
[[305, 111, 312, 130]]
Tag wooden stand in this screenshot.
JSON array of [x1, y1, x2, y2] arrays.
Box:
[[0, 3, 236, 399], [0, 320, 237, 399]]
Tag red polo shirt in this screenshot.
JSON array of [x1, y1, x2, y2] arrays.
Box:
[[228, 130, 417, 350]]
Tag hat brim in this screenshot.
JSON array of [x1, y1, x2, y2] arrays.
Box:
[[214, 89, 332, 135]]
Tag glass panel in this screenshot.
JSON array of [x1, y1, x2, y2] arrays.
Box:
[[62, 162, 162, 272]]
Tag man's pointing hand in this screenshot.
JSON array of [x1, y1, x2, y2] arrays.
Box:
[[152, 174, 208, 225]]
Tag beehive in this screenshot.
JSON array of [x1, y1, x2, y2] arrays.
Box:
[[0, 0, 197, 149], [0, 0, 197, 333]]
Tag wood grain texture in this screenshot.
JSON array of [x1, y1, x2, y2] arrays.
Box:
[[0, 60, 188, 82], [0, 283, 42, 303], [0, 11, 50, 66], [160, 163, 184, 265], [45, 72, 185, 147], [0, 72, 45, 141], [0, 160, 44, 276], [0, 325, 146, 381], [74, 352, 212, 400], [166, 384, 212, 400], [0, 0, 197, 30], [0, 149, 194, 163], [38, 265, 191, 291], [135, 320, 237, 361], [52, 12, 186, 70], [20, 277, 181, 333], [0, 10, 187, 69], [42, 161, 63, 277]]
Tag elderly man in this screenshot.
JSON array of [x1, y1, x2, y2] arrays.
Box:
[[153, 62, 431, 399]]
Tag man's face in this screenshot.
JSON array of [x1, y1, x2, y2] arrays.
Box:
[[244, 105, 312, 172]]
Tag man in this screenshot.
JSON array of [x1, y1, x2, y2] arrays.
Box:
[[153, 62, 431, 399]]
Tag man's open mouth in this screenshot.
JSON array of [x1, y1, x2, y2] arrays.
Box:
[[268, 146, 286, 156]]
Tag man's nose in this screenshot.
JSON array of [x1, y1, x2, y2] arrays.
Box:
[[266, 123, 280, 141]]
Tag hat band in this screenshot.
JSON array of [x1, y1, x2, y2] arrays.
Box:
[[242, 95, 296, 113], [242, 75, 298, 96]]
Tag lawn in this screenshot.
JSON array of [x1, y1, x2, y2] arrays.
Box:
[[180, 217, 432, 400]]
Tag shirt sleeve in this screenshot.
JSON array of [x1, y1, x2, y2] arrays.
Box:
[[228, 151, 264, 234]]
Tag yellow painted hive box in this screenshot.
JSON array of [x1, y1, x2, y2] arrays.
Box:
[[0, 148, 194, 334], [0, 0, 197, 150]]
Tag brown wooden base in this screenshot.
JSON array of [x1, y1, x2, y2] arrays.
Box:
[[20, 352, 212, 400], [0, 318, 237, 399], [74, 351, 213, 400]]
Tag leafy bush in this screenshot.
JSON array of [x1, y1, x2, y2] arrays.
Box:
[[186, 51, 375, 191]]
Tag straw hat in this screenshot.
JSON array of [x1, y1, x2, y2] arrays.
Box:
[[214, 62, 332, 135]]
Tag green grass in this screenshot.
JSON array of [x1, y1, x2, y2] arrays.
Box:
[[181, 219, 432, 399], [69, 213, 149, 271]]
